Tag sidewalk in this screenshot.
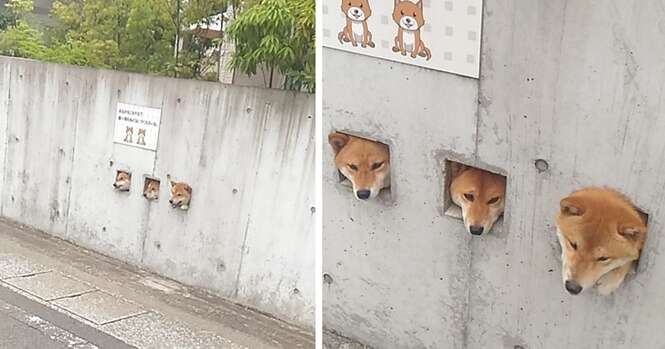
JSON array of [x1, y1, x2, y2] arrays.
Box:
[[0, 218, 314, 349]]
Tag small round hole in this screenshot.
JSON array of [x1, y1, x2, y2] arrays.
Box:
[[534, 159, 549, 172]]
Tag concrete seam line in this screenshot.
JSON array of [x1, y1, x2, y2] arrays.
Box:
[[0, 283, 136, 349]]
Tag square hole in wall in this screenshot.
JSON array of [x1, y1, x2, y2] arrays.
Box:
[[329, 131, 392, 202], [143, 176, 161, 201], [442, 159, 507, 234], [113, 170, 132, 192]]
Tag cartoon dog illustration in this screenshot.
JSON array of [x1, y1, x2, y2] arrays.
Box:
[[137, 129, 146, 146], [555, 187, 647, 295], [143, 179, 160, 201], [169, 180, 192, 210], [338, 0, 375, 48], [113, 171, 131, 191], [123, 126, 134, 143], [329, 132, 390, 201], [391, 0, 431, 60], [450, 163, 505, 236]]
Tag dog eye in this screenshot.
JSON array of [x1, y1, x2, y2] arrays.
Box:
[[348, 2, 351, 5], [597, 256, 609, 261], [568, 240, 577, 250], [463, 193, 474, 202], [400, 10, 404, 15], [348, 164, 358, 171], [487, 197, 500, 204], [371, 162, 384, 170], [413, 13, 417, 17], [359, 3, 363, 7]]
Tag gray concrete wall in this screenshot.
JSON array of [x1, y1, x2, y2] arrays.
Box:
[[323, 1, 665, 348], [0, 56, 315, 328]]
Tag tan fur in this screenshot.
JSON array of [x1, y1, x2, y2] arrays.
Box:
[[338, 0, 375, 48], [450, 164, 505, 235], [143, 179, 160, 201], [123, 126, 133, 143], [113, 171, 131, 191], [329, 132, 390, 201], [137, 129, 146, 146], [391, 0, 431, 60], [555, 187, 646, 295], [169, 180, 192, 210]]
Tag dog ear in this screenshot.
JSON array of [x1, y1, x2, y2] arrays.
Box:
[[618, 225, 644, 241], [416, 0, 422, 10], [185, 184, 192, 194], [170, 180, 176, 188], [560, 196, 585, 216], [394, 0, 400, 8], [328, 132, 350, 155], [449, 162, 468, 178]]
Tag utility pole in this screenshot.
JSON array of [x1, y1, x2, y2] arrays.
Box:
[[174, 0, 181, 78]]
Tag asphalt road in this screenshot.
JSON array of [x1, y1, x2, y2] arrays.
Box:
[[0, 284, 135, 349]]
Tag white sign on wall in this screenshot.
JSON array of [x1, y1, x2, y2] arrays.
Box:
[[322, 0, 483, 78], [114, 103, 162, 151]]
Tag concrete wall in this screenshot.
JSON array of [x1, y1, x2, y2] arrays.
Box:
[[323, 1, 665, 348], [0, 56, 315, 328]]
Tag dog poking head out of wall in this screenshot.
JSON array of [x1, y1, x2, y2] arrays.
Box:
[[143, 179, 160, 201], [168, 179, 192, 210], [555, 187, 647, 296], [113, 171, 131, 191], [329, 132, 390, 201], [450, 163, 505, 236]]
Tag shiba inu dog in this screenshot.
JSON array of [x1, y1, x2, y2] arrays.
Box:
[[391, 0, 431, 60], [124, 126, 133, 143], [328, 132, 390, 201], [113, 171, 131, 191], [450, 163, 506, 236], [137, 129, 146, 146], [169, 180, 192, 210], [143, 179, 160, 201], [338, 0, 375, 48], [555, 187, 647, 295]]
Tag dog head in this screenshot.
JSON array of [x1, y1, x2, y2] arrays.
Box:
[[341, 0, 372, 22], [169, 181, 192, 210], [450, 163, 506, 236], [126, 126, 133, 134], [113, 171, 131, 191], [555, 187, 646, 295], [138, 129, 146, 137], [329, 132, 390, 201], [392, 0, 425, 31], [143, 179, 160, 201]]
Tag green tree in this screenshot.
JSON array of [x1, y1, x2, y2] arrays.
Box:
[[0, 0, 47, 58], [226, 0, 314, 92]]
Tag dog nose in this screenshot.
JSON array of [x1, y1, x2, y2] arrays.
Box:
[[356, 190, 371, 200], [565, 280, 582, 295], [113, 183, 118, 188], [169, 199, 173, 204], [353, 8, 359, 14], [405, 18, 411, 23], [469, 226, 484, 235]]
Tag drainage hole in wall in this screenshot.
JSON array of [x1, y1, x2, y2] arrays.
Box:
[[113, 170, 131, 192], [443, 159, 507, 235], [143, 177, 160, 201], [328, 131, 392, 202], [292, 288, 300, 296]]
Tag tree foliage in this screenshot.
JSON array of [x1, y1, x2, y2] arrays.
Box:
[[0, 0, 314, 92], [227, 0, 314, 92]]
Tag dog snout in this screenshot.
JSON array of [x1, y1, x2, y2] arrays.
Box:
[[565, 280, 582, 295], [352, 8, 359, 14], [405, 17, 411, 23], [469, 225, 484, 235], [356, 190, 371, 200]]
